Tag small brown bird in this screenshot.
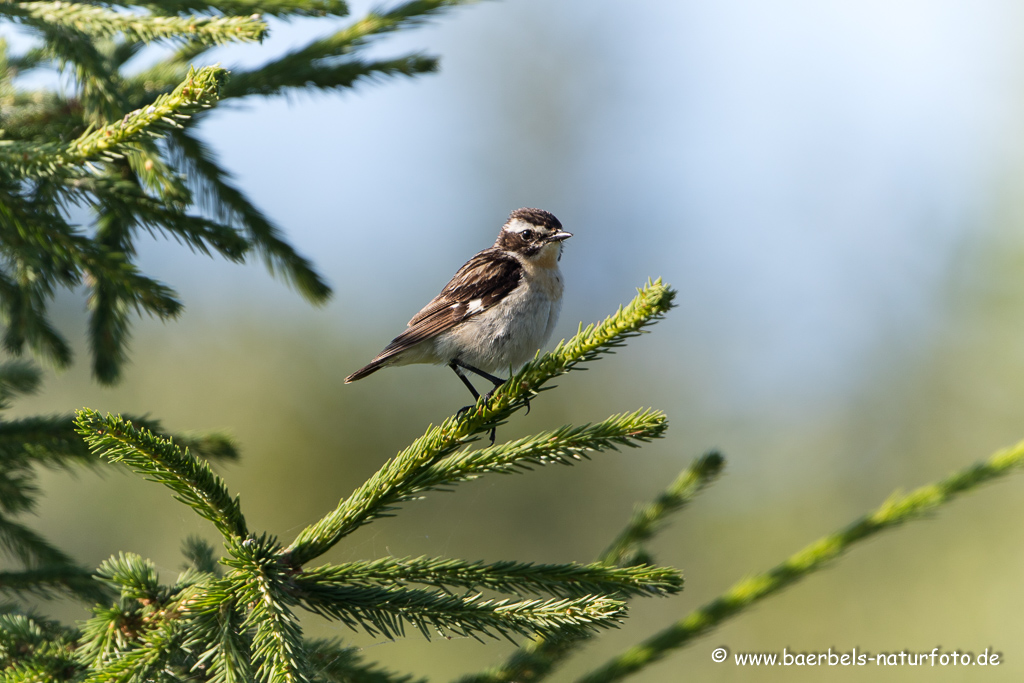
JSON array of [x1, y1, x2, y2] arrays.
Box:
[[345, 208, 571, 424]]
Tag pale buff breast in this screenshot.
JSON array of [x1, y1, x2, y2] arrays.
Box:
[[432, 254, 564, 373]]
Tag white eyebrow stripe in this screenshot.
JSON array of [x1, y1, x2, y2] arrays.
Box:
[[503, 219, 537, 233]]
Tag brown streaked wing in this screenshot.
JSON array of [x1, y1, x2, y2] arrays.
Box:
[[373, 249, 523, 362]]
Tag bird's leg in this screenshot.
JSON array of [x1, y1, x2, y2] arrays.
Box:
[[450, 361, 481, 400], [452, 359, 531, 414], [450, 361, 481, 417], [450, 360, 502, 444], [453, 359, 506, 390]]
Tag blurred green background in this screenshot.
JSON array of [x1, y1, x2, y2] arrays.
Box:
[[8, 0, 1024, 681]]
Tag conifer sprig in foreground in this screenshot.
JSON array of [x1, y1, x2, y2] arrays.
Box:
[[0, 65, 226, 179], [75, 410, 247, 540], [459, 451, 726, 683], [305, 555, 681, 600], [0, 358, 233, 608], [64, 281, 684, 680], [2, 3, 268, 44]]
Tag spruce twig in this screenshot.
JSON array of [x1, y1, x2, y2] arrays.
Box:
[[0, 566, 108, 603], [459, 451, 725, 683], [74, 410, 247, 540], [299, 556, 681, 600], [291, 410, 667, 560], [424, 409, 669, 487], [0, 65, 226, 179], [220, 535, 312, 683], [0, 611, 80, 682], [137, 0, 349, 17], [222, 0, 473, 98], [0, 413, 238, 467], [294, 581, 627, 642], [2, 2, 268, 44]]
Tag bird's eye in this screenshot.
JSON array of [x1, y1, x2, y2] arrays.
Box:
[[521, 229, 535, 240]]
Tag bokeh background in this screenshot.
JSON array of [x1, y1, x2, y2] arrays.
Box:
[[8, 1, 1024, 680]]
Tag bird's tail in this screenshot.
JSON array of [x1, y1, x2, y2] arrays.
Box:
[[344, 360, 385, 383]]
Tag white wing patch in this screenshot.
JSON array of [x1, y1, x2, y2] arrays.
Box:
[[467, 298, 484, 313]]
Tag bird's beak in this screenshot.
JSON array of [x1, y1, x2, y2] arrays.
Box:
[[548, 231, 573, 242]]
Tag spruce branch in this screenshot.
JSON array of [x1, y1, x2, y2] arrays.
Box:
[[0, 611, 81, 682], [136, 0, 349, 18], [77, 605, 133, 672], [500, 279, 676, 406], [294, 581, 627, 643], [0, 187, 184, 338], [74, 410, 247, 540], [220, 0, 471, 99], [122, 143, 192, 205], [124, 40, 210, 102], [81, 177, 252, 261], [187, 596, 252, 683], [290, 411, 667, 561], [424, 409, 668, 487], [298, 556, 681, 600], [576, 437, 1024, 683], [226, 536, 311, 683], [333, 0, 475, 47], [459, 451, 725, 683], [284, 280, 674, 566], [0, 65, 226, 179], [0, 413, 238, 470], [0, 565, 109, 604], [0, 195, 78, 367], [4, 42, 46, 75], [180, 535, 224, 577], [95, 553, 161, 603], [223, 54, 438, 98], [89, 208, 150, 384], [81, 619, 183, 683], [3, 2, 268, 44]]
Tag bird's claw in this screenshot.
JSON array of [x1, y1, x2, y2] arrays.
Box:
[[455, 405, 497, 445]]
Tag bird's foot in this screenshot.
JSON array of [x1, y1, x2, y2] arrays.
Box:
[[455, 405, 498, 445], [481, 380, 507, 404]]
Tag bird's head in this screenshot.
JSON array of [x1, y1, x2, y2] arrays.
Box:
[[496, 208, 572, 265]]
